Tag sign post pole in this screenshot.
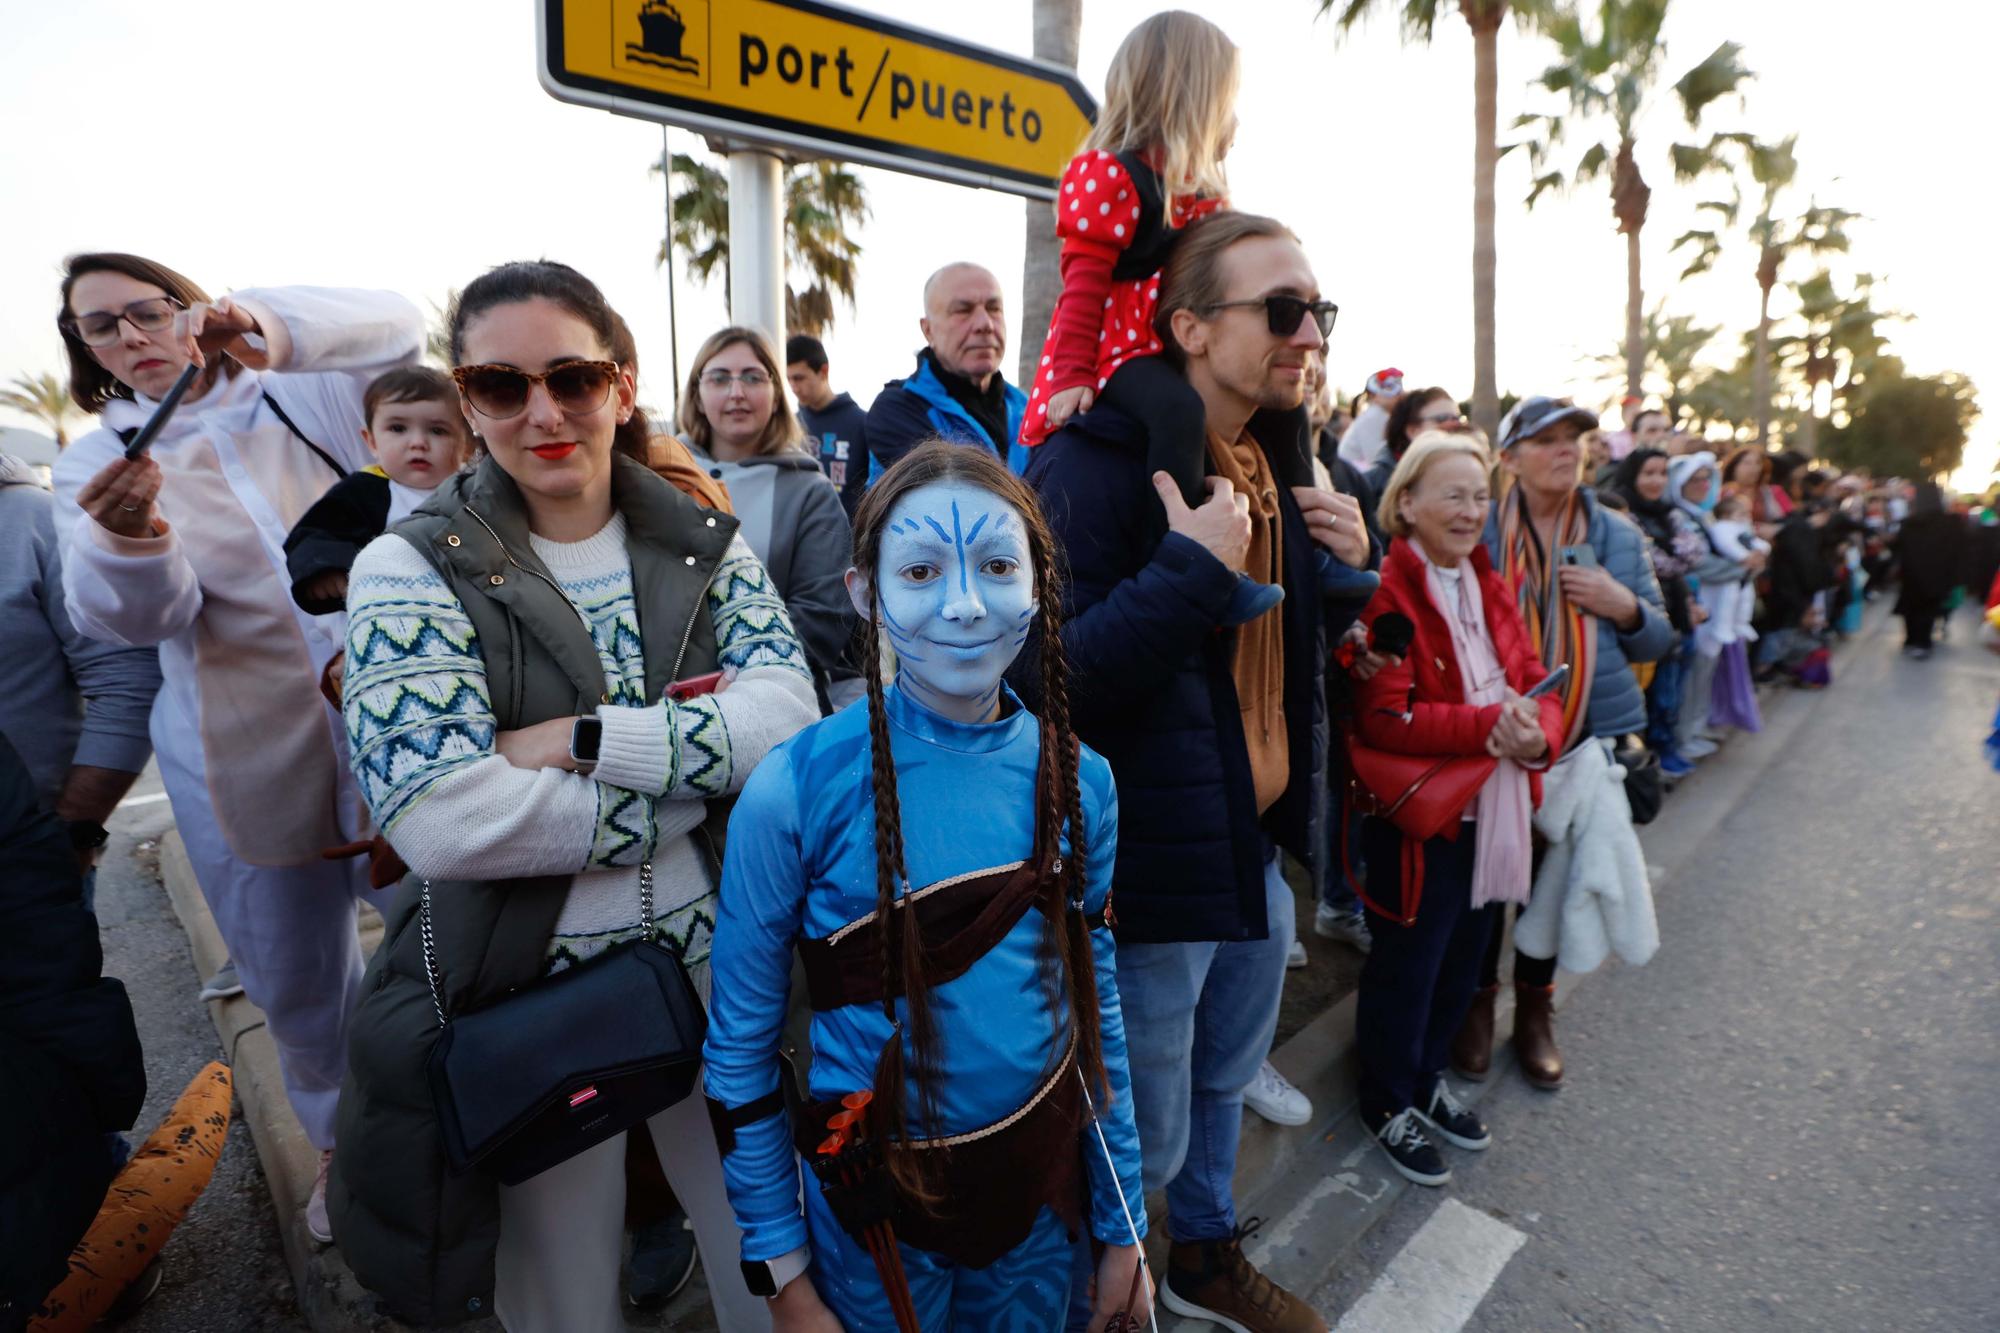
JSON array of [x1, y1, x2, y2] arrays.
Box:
[[727, 146, 786, 345]]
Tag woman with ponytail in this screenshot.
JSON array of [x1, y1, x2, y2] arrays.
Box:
[[703, 442, 1150, 1331]]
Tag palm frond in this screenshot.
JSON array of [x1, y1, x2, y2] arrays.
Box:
[[1673, 41, 1754, 126]]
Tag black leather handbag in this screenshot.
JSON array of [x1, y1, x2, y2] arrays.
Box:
[[421, 864, 708, 1186]]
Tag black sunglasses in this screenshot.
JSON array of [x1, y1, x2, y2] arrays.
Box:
[[1203, 295, 1338, 340], [450, 360, 620, 419]]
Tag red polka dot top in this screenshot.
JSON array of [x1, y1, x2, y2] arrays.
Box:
[[1021, 149, 1224, 447]]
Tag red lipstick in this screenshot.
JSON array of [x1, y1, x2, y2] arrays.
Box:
[[529, 443, 578, 461]]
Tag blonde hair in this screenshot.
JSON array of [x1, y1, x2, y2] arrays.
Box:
[[678, 326, 803, 457], [1080, 11, 1239, 200], [1378, 430, 1495, 538]]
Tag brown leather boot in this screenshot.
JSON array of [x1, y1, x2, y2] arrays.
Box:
[[1513, 982, 1564, 1090], [1449, 984, 1499, 1081], [1163, 1223, 1328, 1333]]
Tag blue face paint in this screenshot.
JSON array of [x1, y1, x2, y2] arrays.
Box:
[[874, 481, 1035, 723]]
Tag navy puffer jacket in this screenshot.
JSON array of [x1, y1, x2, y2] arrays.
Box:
[[1009, 408, 1363, 945]]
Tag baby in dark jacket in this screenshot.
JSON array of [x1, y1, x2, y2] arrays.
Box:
[[284, 366, 472, 613]]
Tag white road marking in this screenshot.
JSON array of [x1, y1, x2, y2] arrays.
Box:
[[1333, 1198, 1526, 1333], [118, 792, 171, 807], [1247, 1177, 1344, 1266]]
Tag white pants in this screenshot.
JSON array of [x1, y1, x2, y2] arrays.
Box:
[[160, 728, 390, 1150], [495, 1086, 770, 1333]]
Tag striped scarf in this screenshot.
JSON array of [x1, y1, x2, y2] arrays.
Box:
[[1498, 487, 1597, 754]]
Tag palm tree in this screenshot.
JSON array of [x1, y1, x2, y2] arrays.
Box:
[[1773, 268, 1900, 456], [1017, 0, 1084, 389], [0, 371, 79, 447], [1670, 134, 1857, 446], [1322, 0, 1559, 441], [1514, 1, 1753, 398], [652, 154, 870, 336], [1591, 303, 1719, 423]]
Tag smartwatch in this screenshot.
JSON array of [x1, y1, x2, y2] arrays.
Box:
[[568, 716, 603, 775], [740, 1246, 811, 1298]]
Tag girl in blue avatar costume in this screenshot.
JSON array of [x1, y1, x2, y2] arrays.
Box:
[[703, 443, 1151, 1332]]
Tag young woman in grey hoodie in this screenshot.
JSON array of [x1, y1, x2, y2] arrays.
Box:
[[679, 327, 862, 712]]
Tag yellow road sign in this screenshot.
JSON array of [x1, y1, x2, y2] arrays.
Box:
[[539, 0, 1097, 199]]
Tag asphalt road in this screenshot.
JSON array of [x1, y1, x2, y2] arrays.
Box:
[[1315, 613, 2000, 1332]]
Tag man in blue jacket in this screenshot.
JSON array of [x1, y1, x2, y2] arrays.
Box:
[[1010, 212, 1368, 1333], [865, 261, 1028, 478]]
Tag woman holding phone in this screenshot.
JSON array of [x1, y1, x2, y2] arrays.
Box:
[[1450, 397, 1674, 1091], [49, 253, 425, 1242], [1348, 432, 1565, 1186], [330, 261, 816, 1330]]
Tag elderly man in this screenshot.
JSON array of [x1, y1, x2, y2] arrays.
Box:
[[1012, 212, 1369, 1333], [865, 261, 1028, 476]]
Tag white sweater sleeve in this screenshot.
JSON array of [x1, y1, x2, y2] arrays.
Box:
[[592, 534, 819, 798], [343, 533, 601, 879], [231, 286, 426, 474], [50, 432, 204, 648]]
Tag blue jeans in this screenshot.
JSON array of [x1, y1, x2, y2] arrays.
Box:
[[1644, 642, 1686, 755], [1320, 779, 1363, 918], [1114, 853, 1294, 1242]]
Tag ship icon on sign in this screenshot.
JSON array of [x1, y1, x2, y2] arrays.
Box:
[[626, 0, 701, 76]]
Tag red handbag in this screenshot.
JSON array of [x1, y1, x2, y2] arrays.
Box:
[[1344, 736, 1493, 843]]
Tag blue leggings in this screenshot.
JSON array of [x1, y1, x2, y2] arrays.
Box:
[[806, 1186, 1076, 1332]]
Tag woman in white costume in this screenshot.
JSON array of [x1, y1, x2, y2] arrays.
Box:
[[50, 252, 425, 1240]]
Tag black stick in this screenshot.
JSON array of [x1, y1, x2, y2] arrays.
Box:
[[123, 363, 202, 460]]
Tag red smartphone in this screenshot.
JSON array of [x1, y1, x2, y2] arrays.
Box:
[[665, 670, 726, 702]]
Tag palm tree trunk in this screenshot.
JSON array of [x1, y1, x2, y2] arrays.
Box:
[[1018, 0, 1083, 389], [1624, 226, 1645, 399], [1468, 5, 1503, 441], [1752, 282, 1772, 449]]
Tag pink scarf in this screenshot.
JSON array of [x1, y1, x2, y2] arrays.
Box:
[[1415, 540, 1534, 908]]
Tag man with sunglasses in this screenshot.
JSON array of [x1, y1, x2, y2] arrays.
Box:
[[1011, 212, 1366, 1333]]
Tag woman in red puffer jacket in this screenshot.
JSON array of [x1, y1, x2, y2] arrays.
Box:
[[1344, 433, 1564, 1191]]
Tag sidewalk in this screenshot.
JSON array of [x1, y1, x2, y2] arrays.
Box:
[[158, 613, 1877, 1330]]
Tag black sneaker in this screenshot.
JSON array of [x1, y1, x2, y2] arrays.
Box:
[[1368, 1107, 1450, 1186], [625, 1213, 697, 1310], [1417, 1079, 1491, 1151]]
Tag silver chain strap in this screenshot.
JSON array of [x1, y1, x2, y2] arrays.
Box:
[[420, 860, 656, 1031]]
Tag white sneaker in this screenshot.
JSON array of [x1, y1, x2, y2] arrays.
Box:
[[1313, 904, 1373, 953], [1680, 737, 1719, 759], [1243, 1060, 1312, 1127], [1286, 938, 1308, 969], [306, 1149, 333, 1245]]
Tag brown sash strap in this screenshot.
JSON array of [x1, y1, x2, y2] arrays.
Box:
[[794, 1040, 1087, 1270]]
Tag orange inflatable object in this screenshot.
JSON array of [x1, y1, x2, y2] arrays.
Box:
[[29, 1062, 233, 1332]]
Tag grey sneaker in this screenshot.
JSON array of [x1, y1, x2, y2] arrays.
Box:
[[1313, 904, 1373, 953], [198, 961, 244, 1002]]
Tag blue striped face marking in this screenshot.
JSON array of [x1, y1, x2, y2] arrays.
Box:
[[875, 481, 1035, 723]]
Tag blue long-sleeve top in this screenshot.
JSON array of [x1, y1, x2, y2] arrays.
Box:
[[702, 681, 1146, 1264]]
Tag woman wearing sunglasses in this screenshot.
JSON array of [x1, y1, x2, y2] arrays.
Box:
[[678, 327, 862, 713], [48, 252, 425, 1243], [331, 261, 817, 1331]]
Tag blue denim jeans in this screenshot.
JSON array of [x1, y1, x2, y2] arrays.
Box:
[[1114, 853, 1295, 1242], [1644, 642, 1686, 756]]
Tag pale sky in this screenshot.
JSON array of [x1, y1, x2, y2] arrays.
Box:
[[3, 0, 1993, 489]]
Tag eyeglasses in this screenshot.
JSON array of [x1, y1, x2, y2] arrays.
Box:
[[699, 369, 773, 392], [1203, 295, 1338, 340], [61, 296, 184, 347], [450, 361, 620, 419], [1417, 409, 1465, 427]]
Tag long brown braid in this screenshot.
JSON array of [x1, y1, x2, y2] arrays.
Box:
[[850, 442, 1111, 1201]]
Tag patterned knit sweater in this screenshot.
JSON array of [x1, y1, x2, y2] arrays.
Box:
[[344, 513, 818, 976]]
